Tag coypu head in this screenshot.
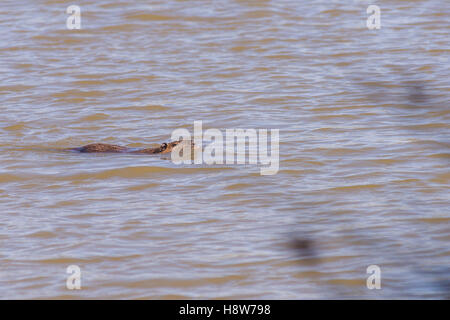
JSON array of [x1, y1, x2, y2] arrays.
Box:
[[159, 138, 194, 154]]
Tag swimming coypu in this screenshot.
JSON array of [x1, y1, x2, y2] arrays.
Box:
[[72, 139, 193, 154]]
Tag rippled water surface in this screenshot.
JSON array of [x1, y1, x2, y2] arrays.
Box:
[[0, 0, 449, 299]]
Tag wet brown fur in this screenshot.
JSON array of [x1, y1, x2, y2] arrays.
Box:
[[73, 139, 191, 154]]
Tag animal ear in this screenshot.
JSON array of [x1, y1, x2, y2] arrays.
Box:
[[161, 143, 168, 150]]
